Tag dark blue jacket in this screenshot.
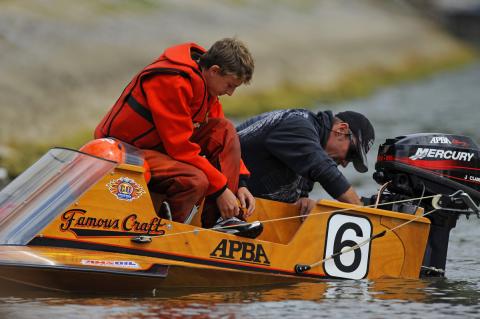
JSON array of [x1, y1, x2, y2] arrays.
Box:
[[237, 109, 350, 203]]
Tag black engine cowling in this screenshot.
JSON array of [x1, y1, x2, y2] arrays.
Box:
[[374, 133, 480, 201], [370, 133, 480, 277]]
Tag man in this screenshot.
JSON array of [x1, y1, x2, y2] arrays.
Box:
[[95, 38, 256, 229], [237, 109, 375, 217]]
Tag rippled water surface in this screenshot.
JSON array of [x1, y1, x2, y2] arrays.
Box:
[[1, 63, 480, 318], [323, 61, 480, 197]]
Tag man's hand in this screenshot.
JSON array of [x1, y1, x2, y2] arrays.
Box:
[[216, 188, 240, 219], [295, 197, 316, 221], [237, 187, 255, 218]]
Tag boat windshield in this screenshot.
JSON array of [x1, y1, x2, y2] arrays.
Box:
[[0, 148, 117, 244]]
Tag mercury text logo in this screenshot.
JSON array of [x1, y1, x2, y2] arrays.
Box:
[[409, 148, 474, 161]]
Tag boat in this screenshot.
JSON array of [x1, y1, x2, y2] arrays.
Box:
[[0, 133, 478, 294]]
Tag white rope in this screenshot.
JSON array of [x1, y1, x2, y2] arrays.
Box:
[[154, 194, 438, 238], [374, 181, 391, 208]]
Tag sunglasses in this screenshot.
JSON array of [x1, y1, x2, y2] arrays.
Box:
[[345, 129, 358, 163]]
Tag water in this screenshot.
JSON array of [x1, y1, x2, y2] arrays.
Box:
[[1, 63, 480, 318], [314, 61, 480, 198]]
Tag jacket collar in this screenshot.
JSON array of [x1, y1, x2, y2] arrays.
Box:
[[163, 42, 206, 69], [315, 110, 334, 148]]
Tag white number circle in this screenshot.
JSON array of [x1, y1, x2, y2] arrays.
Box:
[[324, 214, 372, 279]]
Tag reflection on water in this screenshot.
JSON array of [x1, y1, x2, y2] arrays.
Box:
[[1, 277, 479, 318], [1, 63, 480, 318]]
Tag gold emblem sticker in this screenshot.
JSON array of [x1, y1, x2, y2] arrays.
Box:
[[107, 177, 145, 201]]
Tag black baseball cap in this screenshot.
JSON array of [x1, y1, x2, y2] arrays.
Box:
[[335, 111, 375, 173]]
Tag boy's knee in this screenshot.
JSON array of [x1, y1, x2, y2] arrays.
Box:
[[189, 169, 209, 197]]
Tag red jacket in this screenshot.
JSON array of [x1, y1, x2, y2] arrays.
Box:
[[95, 42, 249, 194]]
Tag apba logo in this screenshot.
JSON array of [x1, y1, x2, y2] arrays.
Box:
[[430, 136, 451, 144], [210, 239, 270, 265]]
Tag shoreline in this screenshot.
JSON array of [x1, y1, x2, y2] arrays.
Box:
[[0, 0, 478, 177], [223, 47, 477, 117], [1, 50, 476, 178]]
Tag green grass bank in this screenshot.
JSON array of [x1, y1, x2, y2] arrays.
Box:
[[1, 47, 476, 178], [224, 47, 477, 117]]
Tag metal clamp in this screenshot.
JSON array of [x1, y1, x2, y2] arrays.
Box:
[[131, 235, 152, 244], [432, 190, 480, 218]]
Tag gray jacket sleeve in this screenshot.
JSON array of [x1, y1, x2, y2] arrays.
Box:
[[264, 115, 351, 199]]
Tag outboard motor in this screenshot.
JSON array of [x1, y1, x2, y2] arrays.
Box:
[[369, 133, 480, 277]]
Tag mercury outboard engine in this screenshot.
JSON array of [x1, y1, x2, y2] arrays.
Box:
[[370, 133, 480, 277]]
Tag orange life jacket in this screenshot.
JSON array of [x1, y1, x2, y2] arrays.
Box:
[[95, 43, 220, 148], [95, 43, 248, 194]]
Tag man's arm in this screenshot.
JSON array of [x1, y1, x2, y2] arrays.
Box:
[[298, 187, 361, 221], [336, 186, 362, 205]]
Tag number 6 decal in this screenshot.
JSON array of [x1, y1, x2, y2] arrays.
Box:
[[324, 214, 372, 279]]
